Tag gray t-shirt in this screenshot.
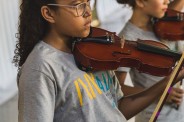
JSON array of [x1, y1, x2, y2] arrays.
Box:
[[118, 22, 184, 122], [18, 41, 127, 122]]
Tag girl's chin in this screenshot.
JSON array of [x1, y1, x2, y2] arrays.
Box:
[[157, 13, 166, 18], [81, 28, 91, 38]]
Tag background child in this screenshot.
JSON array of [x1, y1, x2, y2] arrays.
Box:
[[116, 0, 184, 121]]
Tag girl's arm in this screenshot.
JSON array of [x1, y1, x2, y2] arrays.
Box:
[[115, 71, 144, 96], [116, 72, 184, 104], [18, 69, 56, 122], [118, 68, 184, 120]]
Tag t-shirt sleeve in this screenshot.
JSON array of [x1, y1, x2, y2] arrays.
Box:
[[18, 69, 56, 122]]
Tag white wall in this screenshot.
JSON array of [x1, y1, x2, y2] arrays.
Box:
[[0, 0, 19, 105]]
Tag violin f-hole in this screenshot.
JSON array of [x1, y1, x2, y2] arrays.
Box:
[[112, 50, 131, 57]]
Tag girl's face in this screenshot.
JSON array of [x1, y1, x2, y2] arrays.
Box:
[[140, 0, 169, 18], [52, 0, 92, 38]]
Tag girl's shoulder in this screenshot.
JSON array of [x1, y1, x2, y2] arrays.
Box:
[[119, 22, 159, 42], [23, 41, 76, 74], [119, 22, 143, 41]]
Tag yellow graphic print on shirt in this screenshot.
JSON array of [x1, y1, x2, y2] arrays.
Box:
[[74, 72, 114, 106]]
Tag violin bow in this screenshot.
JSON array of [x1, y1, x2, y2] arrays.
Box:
[[149, 52, 184, 122]]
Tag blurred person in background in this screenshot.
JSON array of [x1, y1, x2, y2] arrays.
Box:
[[91, 0, 132, 34], [116, 0, 184, 121]]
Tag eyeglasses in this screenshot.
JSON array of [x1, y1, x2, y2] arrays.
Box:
[[47, 1, 91, 17]]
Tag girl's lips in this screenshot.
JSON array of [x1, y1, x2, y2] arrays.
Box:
[[84, 21, 91, 27], [163, 8, 168, 12]]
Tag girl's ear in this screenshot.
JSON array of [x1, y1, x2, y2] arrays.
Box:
[[135, 0, 145, 8], [41, 6, 55, 23]]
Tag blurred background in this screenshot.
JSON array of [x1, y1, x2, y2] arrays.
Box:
[[0, 0, 19, 122]]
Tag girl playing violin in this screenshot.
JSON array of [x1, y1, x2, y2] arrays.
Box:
[[116, 0, 184, 121], [14, 0, 184, 121]]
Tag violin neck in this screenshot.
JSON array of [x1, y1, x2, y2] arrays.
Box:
[[137, 41, 181, 60]]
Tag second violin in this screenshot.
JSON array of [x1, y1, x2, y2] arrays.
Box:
[[153, 9, 184, 41]]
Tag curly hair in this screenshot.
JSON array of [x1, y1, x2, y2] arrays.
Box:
[[116, 0, 136, 8], [13, 0, 56, 69]]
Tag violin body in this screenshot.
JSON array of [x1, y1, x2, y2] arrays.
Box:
[[153, 9, 184, 41], [73, 27, 180, 76]]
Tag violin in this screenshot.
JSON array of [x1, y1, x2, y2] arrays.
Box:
[[153, 9, 184, 41], [73, 27, 181, 76]]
